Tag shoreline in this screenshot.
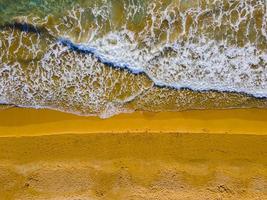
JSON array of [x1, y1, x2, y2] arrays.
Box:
[[1, 108, 267, 199], [1, 107, 267, 137]]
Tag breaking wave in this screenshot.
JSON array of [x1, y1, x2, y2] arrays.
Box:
[[0, 0, 267, 117]]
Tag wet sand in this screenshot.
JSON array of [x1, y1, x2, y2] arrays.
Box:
[[1, 108, 267, 137], [0, 108, 267, 199]]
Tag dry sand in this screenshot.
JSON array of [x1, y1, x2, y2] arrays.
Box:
[[0, 108, 267, 199]]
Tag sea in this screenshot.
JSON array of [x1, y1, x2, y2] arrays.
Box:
[[0, 0, 266, 117]]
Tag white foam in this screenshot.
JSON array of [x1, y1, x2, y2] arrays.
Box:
[[1, 0, 267, 118], [66, 32, 267, 98], [0, 99, 7, 104]]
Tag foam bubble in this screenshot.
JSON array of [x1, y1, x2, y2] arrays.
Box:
[[60, 32, 267, 97], [1, 0, 267, 117]]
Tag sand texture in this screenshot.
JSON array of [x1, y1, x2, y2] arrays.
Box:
[[0, 133, 266, 199], [0, 108, 267, 199]]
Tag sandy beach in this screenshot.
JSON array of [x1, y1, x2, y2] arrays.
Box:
[[0, 108, 266, 199], [1, 108, 267, 137], [1, 0, 267, 199]]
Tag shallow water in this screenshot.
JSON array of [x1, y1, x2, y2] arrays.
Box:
[[0, 0, 267, 117]]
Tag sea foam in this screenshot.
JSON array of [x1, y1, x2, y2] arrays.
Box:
[[58, 31, 267, 98], [0, 0, 267, 117]]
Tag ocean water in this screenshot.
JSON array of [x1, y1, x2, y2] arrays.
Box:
[[0, 0, 267, 117]]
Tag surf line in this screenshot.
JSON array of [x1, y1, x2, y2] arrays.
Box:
[[58, 38, 267, 100], [1, 22, 266, 99]]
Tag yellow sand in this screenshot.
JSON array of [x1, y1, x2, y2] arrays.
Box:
[[0, 108, 267, 199], [1, 108, 267, 137]]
